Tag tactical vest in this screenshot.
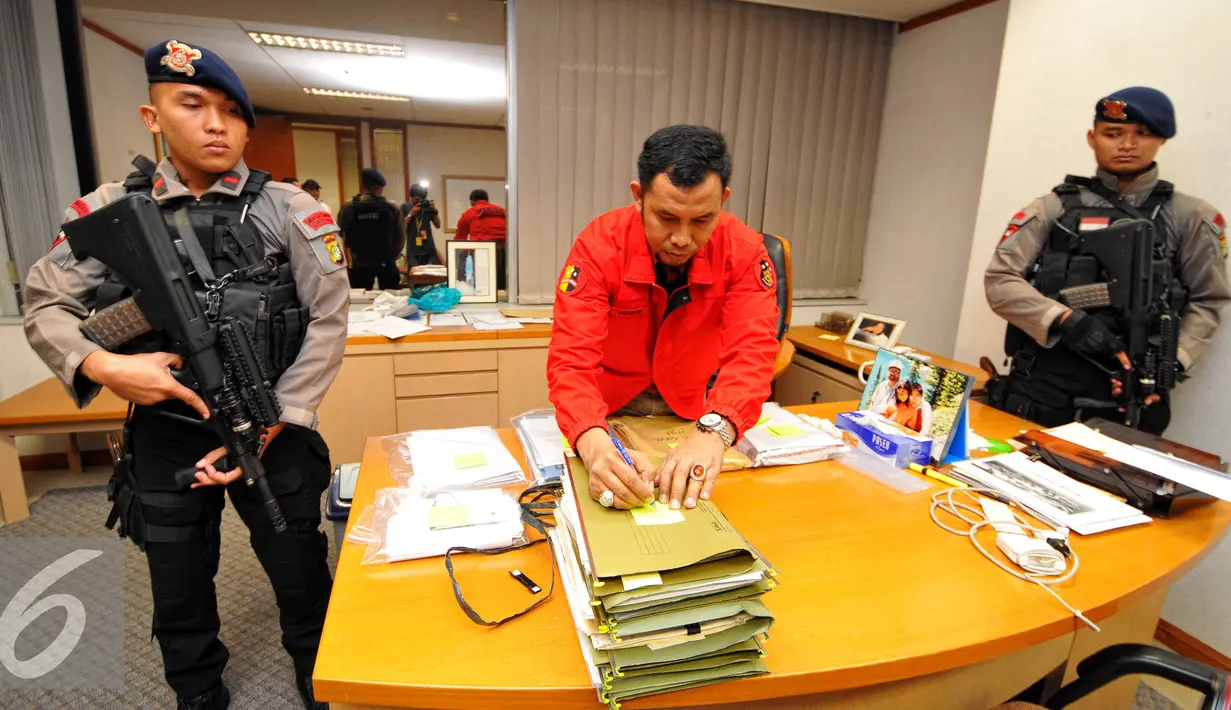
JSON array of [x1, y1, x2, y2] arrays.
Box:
[[346, 195, 397, 265], [1003, 174, 1185, 401], [94, 156, 308, 383]]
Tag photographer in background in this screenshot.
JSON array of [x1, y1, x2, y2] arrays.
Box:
[[402, 184, 443, 266]]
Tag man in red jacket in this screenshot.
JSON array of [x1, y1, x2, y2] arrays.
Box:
[[549, 125, 780, 512], [454, 189, 506, 240]]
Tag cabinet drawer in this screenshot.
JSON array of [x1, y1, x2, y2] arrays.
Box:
[[395, 372, 498, 398], [393, 350, 497, 375], [396, 394, 499, 432]]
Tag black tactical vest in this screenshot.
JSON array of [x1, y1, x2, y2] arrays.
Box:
[[1004, 174, 1185, 397], [346, 194, 397, 265], [94, 156, 307, 383]]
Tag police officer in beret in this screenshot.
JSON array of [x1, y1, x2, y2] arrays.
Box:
[[23, 40, 345, 710], [986, 87, 1231, 434], [338, 167, 404, 290]]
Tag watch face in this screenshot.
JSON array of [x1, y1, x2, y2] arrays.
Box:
[[700, 413, 722, 428]]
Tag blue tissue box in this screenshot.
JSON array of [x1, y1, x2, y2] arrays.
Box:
[[835, 412, 932, 468]]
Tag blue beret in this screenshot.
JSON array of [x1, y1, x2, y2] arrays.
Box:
[[361, 168, 386, 187], [144, 39, 256, 128], [1095, 87, 1175, 139]]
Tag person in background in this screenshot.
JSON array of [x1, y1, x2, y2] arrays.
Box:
[[455, 189, 506, 241], [23, 39, 343, 710], [548, 124, 780, 512], [986, 87, 1230, 434], [338, 168, 404, 290], [301, 179, 329, 214], [402, 184, 444, 266], [455, 189, 508, 290]]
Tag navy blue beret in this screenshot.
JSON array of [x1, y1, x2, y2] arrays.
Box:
[[144, 39, 256, 128], [1095, 87, 1175, 139], [361, 168, 387, 187]]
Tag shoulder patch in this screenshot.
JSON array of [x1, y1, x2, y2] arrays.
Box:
[[757, 257, 776, 291], [999, 208, 1037, 249], [293, 208, 345, 273], [49, 231, 75, 269], [293, 208, 341, 239], [1205, 212, 1227, 260], [558, 263, 584, 295]]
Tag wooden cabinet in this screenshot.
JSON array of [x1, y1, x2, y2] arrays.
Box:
[[316, 354, 398, 466], [497, 348, 551, 422], [774, 353, 864, 406]]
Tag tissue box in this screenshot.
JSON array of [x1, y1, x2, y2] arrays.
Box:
[[835, 412, 931, 468]]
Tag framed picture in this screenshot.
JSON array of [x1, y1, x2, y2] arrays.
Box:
[[845, 312, 907, 351], [442, 175, 506, 232], [447, 240, 499, 303]]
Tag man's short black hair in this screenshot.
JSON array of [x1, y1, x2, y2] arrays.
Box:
[[283, 177, 299, 185], [301, 179, 321, 191], [470, 189, 489, 202], [637, 124, 732, 192]]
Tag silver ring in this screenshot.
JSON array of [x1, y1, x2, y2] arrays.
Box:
[[598, 490, 615, 508]]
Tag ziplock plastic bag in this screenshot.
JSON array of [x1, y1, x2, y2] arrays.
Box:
[[347, 487, 527, 564], [378, 427, 527, 491]]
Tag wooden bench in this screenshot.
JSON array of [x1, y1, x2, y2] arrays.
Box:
[[0, 379, 128, 524]]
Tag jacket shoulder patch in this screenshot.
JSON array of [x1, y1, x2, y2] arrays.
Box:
[[558, 263, 584, 295], [1204, 212, 1227, 260], [757, 257, 776, 291], [999, 208, 1037, 249], [294, 207, 345, 273], [294, 208, 340, 239]]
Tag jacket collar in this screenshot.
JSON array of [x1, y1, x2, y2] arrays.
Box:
[[1094, 163, 1160, 206], [151, 157, 249, 203], [621, 205, 715, 286]]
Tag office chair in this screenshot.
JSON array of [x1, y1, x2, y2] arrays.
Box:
[[761, 233, 795, 381], [992, 643, 1228, 710]]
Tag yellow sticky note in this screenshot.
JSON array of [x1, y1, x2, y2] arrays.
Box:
[[428, 505, 470, 529], [666, 442, 679, 449], [453, 452, 488, 469], [819, 334, 841, 341], [756, 414, 771, 427], [768, 424, 805, 438], [630, 501, 686, 526]]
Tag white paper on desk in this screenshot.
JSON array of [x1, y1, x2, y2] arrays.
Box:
[[472, 321, 523, 331], [428, 313, 468, 327], [514, 317, 554, 324], [407, 426, 525, 490], [347, 311, 382, 323], [382, 490, 523, 562], [466, 311, 508, 324], [1048, 423, 1231, 503], [358, 316, 430, 340]]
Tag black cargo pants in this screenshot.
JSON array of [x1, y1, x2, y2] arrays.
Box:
[[128, 403, 333, 697]]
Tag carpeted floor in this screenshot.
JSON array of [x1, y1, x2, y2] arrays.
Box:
[[0, 486, 1185, 710], [0, 485, 338, 709]]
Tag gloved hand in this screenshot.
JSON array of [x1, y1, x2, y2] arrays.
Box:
[[1059, 310, 1125, 359]]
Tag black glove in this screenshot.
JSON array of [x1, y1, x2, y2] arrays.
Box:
[[1059, 310, 1125, 358]]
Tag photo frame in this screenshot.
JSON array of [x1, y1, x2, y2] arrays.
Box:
[[845, 312, 907, 352], [442, 175, 506, 232], [447, 240, 499, 303]]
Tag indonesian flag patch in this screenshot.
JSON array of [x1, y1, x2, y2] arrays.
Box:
[[558, 264, 583, 295], [1080, 216, 1111, 231]]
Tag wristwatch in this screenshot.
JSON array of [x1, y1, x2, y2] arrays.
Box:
[[697, 413, 736, 448]]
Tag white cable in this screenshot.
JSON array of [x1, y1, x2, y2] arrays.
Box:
[[930, 487, 1100, 632]]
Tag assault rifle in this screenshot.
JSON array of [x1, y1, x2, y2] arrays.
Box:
[[62, 193, 287, 532]]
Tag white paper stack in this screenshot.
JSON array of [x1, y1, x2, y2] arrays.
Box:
[[735, 403, 848, 467], [380, 488, 525, 562], [951, 452, 1152, 534], [410, 264, 447, 277], [406, 426, 526, 491], [466, 312, 524, 331]]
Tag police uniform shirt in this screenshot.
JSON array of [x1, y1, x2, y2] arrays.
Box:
[[24, 158, 350, 429], [986, 165, 1231, 371]]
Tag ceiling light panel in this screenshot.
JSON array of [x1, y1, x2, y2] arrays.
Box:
[[249, 31, 403, 58], [304, 87, 410, 102]]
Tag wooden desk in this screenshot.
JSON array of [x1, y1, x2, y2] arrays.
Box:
[[314, 401, 1231, 710], [777, 326, 989, 406], [0, 379, 128, 524]]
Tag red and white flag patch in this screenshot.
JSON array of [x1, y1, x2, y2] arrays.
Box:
[[1080, 216, 1111, 231], [999, 208, 1035, 248]]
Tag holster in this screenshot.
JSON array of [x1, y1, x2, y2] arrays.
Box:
[[105, 452, 147, 550]]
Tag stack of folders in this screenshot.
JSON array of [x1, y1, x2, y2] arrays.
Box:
[[511, 409, 568, 483], [555, 456, 777, 708], [735, 402, 848, 467], [406, 427, 525, 490]]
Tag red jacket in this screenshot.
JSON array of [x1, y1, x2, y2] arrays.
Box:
[[455, 201, 506, 240], [548, 204, 780, 446]]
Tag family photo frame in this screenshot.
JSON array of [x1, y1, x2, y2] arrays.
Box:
[[845, 312, 907, 351]]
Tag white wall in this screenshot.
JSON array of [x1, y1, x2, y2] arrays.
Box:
[[292, 128, 342, 213], [949, 0, 1231, 653], [404, 124, 506, 233], [83, 27, 153, 184], [858, 0, 1007, 357]]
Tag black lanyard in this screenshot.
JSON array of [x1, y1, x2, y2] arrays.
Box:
[[444, 481, 563, 627]]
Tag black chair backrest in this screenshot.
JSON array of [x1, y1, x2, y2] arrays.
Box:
[[762, 233, 790, 340]]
